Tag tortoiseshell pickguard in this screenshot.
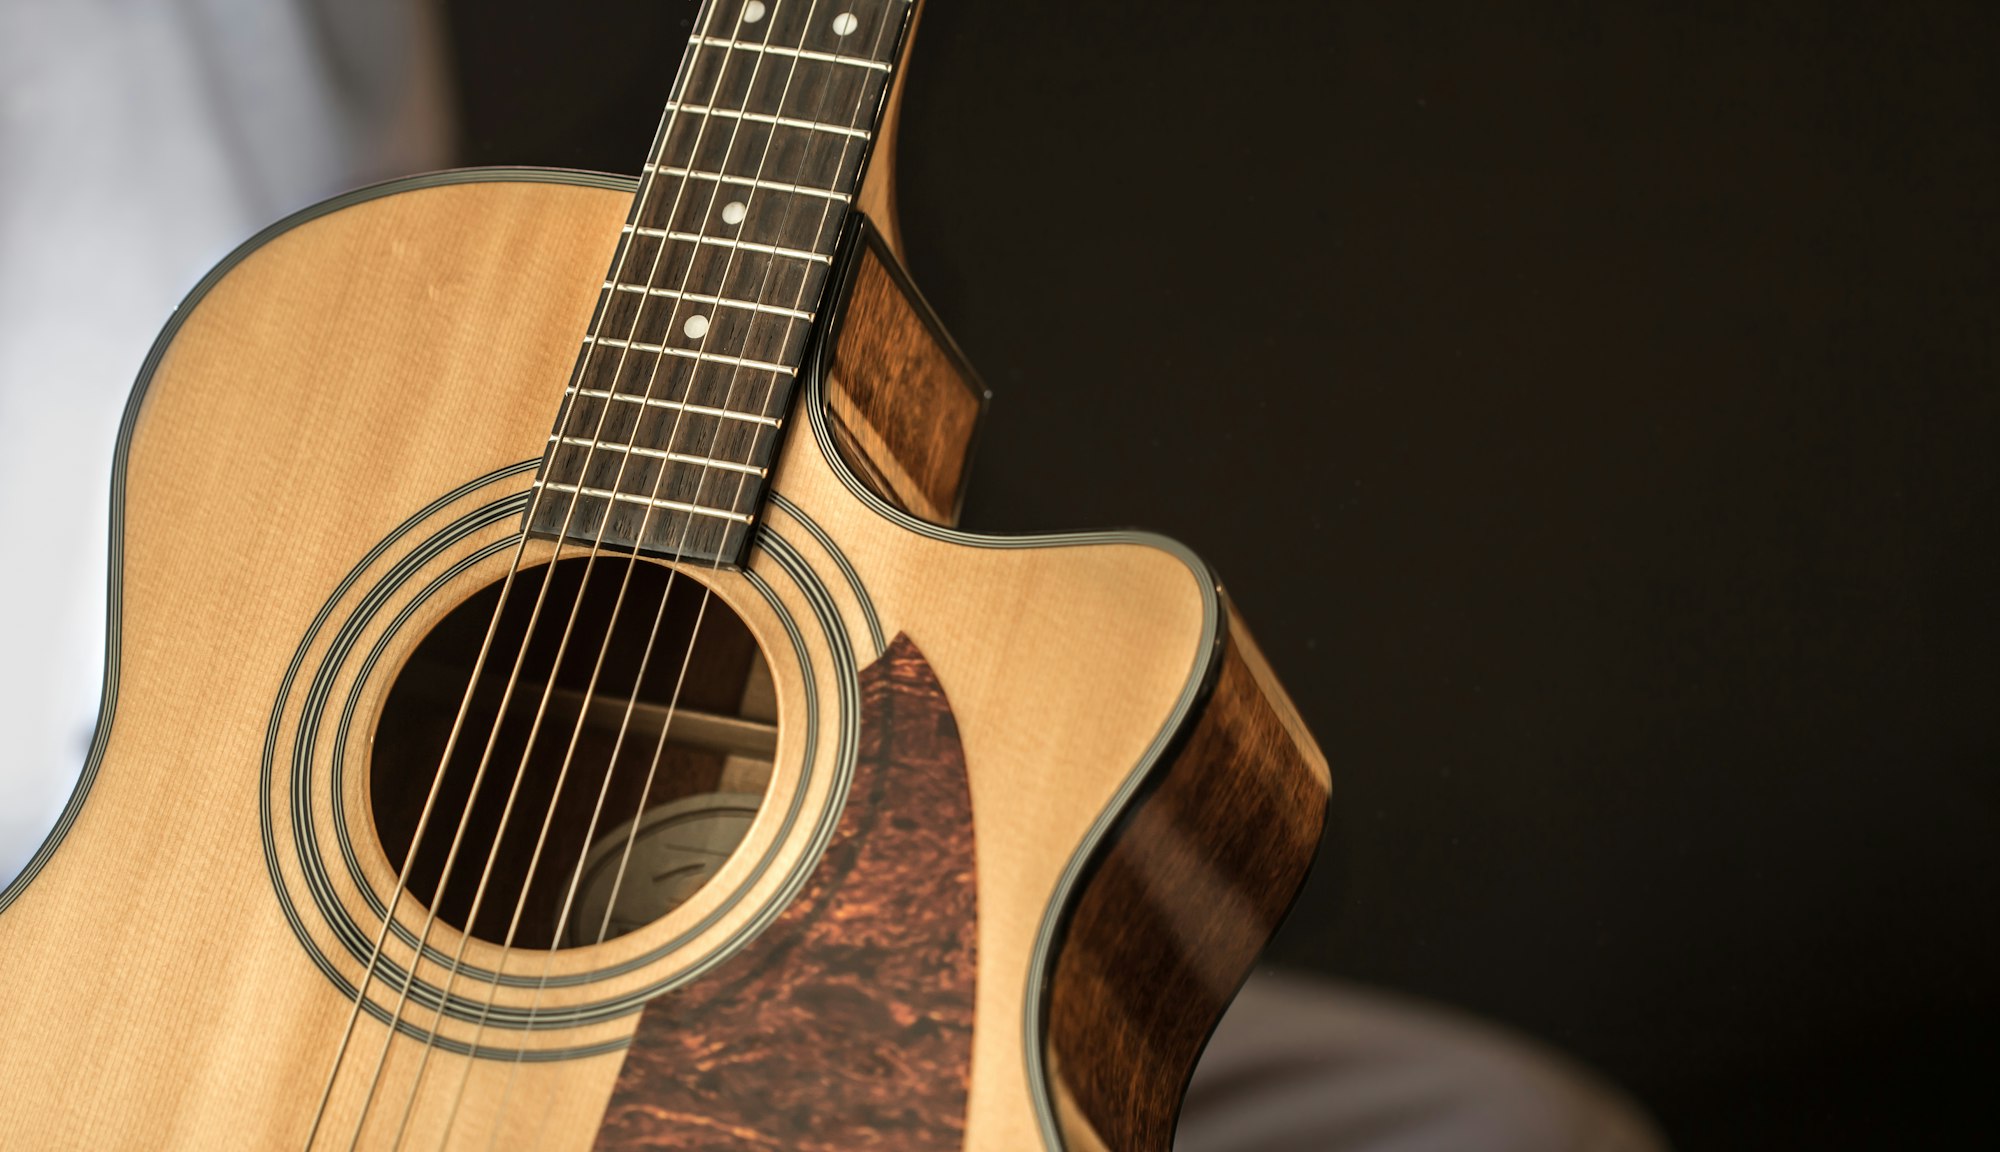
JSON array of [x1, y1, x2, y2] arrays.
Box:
[[593, 633, 976, 1150]]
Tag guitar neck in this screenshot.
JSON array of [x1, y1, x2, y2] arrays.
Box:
[[528, 0, 914, 566]]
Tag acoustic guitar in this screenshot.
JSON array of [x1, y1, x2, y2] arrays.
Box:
[[0, 2, 1328, 1148]]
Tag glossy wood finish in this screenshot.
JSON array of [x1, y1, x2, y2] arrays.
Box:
[[596, 633, 976, 1149], [1046, 612, 1331, 1152], [0, 176, 648, 1152], [815, 217, 1328, 1149], [821, 221, 988, 526], [852, 0, 927, 259], [528, 0, 912, 565], [0, 174, 1235, 1149], [0, 0, 1334, 1144]]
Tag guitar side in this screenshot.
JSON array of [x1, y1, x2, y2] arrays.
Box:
[[0, 171, 1326, 1150]]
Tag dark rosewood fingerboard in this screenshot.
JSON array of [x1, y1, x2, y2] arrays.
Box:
[[528, 0, 911, 566]]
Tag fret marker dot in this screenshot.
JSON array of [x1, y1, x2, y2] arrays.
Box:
[[742, 2, 766, 23], [832, 12, 859, 36], [683, 314, 711, 339], [721, 200, 747, 225]]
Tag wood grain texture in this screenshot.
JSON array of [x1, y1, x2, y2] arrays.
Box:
[[0, 174, 1228, 1150], [529, 0, 913, 565], [1044, 609, 1332, 1152], [595, 632, 975, 1149], [0, 13, 1336, 1144], [822, 222, 986, 526], [0, 176, 645, 1152], [854, 0, 928, 259]]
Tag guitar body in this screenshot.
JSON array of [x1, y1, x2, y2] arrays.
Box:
[[0, 170, 1326, 1150]]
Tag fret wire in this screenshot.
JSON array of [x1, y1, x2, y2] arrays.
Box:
[[583, 333, 798, 377], [661, 101, 874, 140], [566, 385, 784, 428], [534, 0, 914, 564], [546, 434, 767, 477], [641, 163, 850, 203], [531, 480, 755, 524], [687, 35, 893, 73], [602, 281, 815, 322], [620, 225, 832, 264]]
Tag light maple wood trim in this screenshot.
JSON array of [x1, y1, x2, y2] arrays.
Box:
[[855, 0, 927, 255]]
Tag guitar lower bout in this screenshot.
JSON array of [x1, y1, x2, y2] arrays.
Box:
[[0, 168, 1327, 1151]]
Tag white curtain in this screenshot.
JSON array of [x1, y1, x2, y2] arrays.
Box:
[[0, 0, 451, 885]]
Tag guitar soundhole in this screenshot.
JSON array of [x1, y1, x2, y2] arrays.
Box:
[[370, 557, 777, 951]]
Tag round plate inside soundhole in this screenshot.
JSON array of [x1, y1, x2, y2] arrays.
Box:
[[566, 792, 766, 947], [370, 556, 779, 952]]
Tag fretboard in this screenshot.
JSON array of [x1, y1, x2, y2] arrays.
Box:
[[528, 0, 911, 566]]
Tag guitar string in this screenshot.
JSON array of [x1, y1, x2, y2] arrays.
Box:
[[343, 2, 791, 1146], [441, 0, 841, 1051], [320, 3, 755, 1146], [375, 0, 793, 1122], [516, 4, 908, 1144], [297, 6, 716, 1146], [520, 0, 895, 1053], [376, 1, 834, 1145], [480, 2, 894, 1141], [569, 0, 900, 969], [328, 0, 892, 1136], [563, 0, 901, 959], [483, 2, 904, 1144]]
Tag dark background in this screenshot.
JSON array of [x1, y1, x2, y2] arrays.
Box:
[[444, 2, 1999, 1147]]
